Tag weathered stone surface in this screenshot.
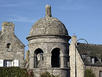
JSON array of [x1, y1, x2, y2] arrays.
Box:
[[69, 36, 85, 77], [86, 66, 102, 77], [29, 17, 68, 37], [0, 22, 25, 67], [69, 36, 102, 77], [27, 5, 71, 77], [45, 5, 52, 17]]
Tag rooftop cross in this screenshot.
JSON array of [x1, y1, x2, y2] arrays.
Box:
[[45, 5, 52, 17]]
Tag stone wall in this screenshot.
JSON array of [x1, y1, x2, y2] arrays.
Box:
[[69, 36, 85, 77], [28, 36, 69, 69], [0, 22, 25, 67], [86, 65, 102, 77], [27, 35, 70, 77], [33, 68, 70, 77]]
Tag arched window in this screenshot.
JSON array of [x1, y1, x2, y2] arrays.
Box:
[[34, 48, 43, 68], [51, 48, 60, 67]]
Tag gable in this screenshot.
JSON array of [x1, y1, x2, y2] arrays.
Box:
[[14, 35, 25, 47], [0, 33, 25, 53]]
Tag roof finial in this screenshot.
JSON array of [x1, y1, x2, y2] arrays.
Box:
[[45, 5, 52, 17]]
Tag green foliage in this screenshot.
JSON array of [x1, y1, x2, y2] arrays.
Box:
[[40, 72, 58, 77], [0, 67, 31, 77], [85, 69, 96, 77]]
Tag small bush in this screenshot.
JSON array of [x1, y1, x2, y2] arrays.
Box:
[[0, 67, 32, 77], [85, 69, 95, 77], [40, 72, 58, 77], [28, 69, 34, 77]]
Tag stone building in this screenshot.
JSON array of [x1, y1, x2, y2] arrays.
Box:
[[0, 4, 102, 77], [69, 35, 102, 77], [26, 5, 71, 77], [0, 22, 25, 67]]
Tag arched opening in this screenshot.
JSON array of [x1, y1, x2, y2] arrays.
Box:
[[51, 48, 60, 67], [6, 43, 11, 51], [34, 48, 43, 68], [7, 43, 11, 48]]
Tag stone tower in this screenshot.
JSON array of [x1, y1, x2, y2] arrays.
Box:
[[26, 5, 71, 77]]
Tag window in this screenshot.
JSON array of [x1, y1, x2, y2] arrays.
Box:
[[34, 48, 43, 68], [81, 54, 87, 61], [0, 60, 19, 67], [4, 60, 13, 67], [51, 48, 60, 67], [13, 60, 19, 67], [0, 60, 3, 67], [91, 57, 98, 64], [92, 58, 95, 64], [99, 71, 102, 77]]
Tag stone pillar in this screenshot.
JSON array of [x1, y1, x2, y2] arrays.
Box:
[[60, 54, 64, 68], [29, 55, 34, 69], [63, 56, 68, 68], [34, 54, 37, 68], [45, 54, 51, 68], [69, 35, 77, 77]]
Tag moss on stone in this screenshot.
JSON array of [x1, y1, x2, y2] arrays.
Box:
[[85, 69, 95, 77]]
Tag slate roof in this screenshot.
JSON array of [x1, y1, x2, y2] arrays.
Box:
[[77, 43, 102, 66]]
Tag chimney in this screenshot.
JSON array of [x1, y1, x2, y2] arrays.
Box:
[[71, 35, 77, 45], [2, 22, 14, 33]]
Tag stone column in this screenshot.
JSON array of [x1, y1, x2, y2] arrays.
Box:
[[44, 54, 51, 68], [60, 54, 64, 68], [29, 55, 34, 69], [69, 35, 77, 77]]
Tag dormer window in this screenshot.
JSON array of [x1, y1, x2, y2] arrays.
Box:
[[91, 57, 98, 64]]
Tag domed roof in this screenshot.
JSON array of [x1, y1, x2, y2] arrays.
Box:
[[29, 5, 69, 37]]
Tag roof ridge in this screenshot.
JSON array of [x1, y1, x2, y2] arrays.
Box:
[[78, 42, 102, 46]]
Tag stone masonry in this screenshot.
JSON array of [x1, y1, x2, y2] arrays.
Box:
[[26, 5, 71, 77], [69, 36, 85, 77], [0, 22, 25, 67]]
